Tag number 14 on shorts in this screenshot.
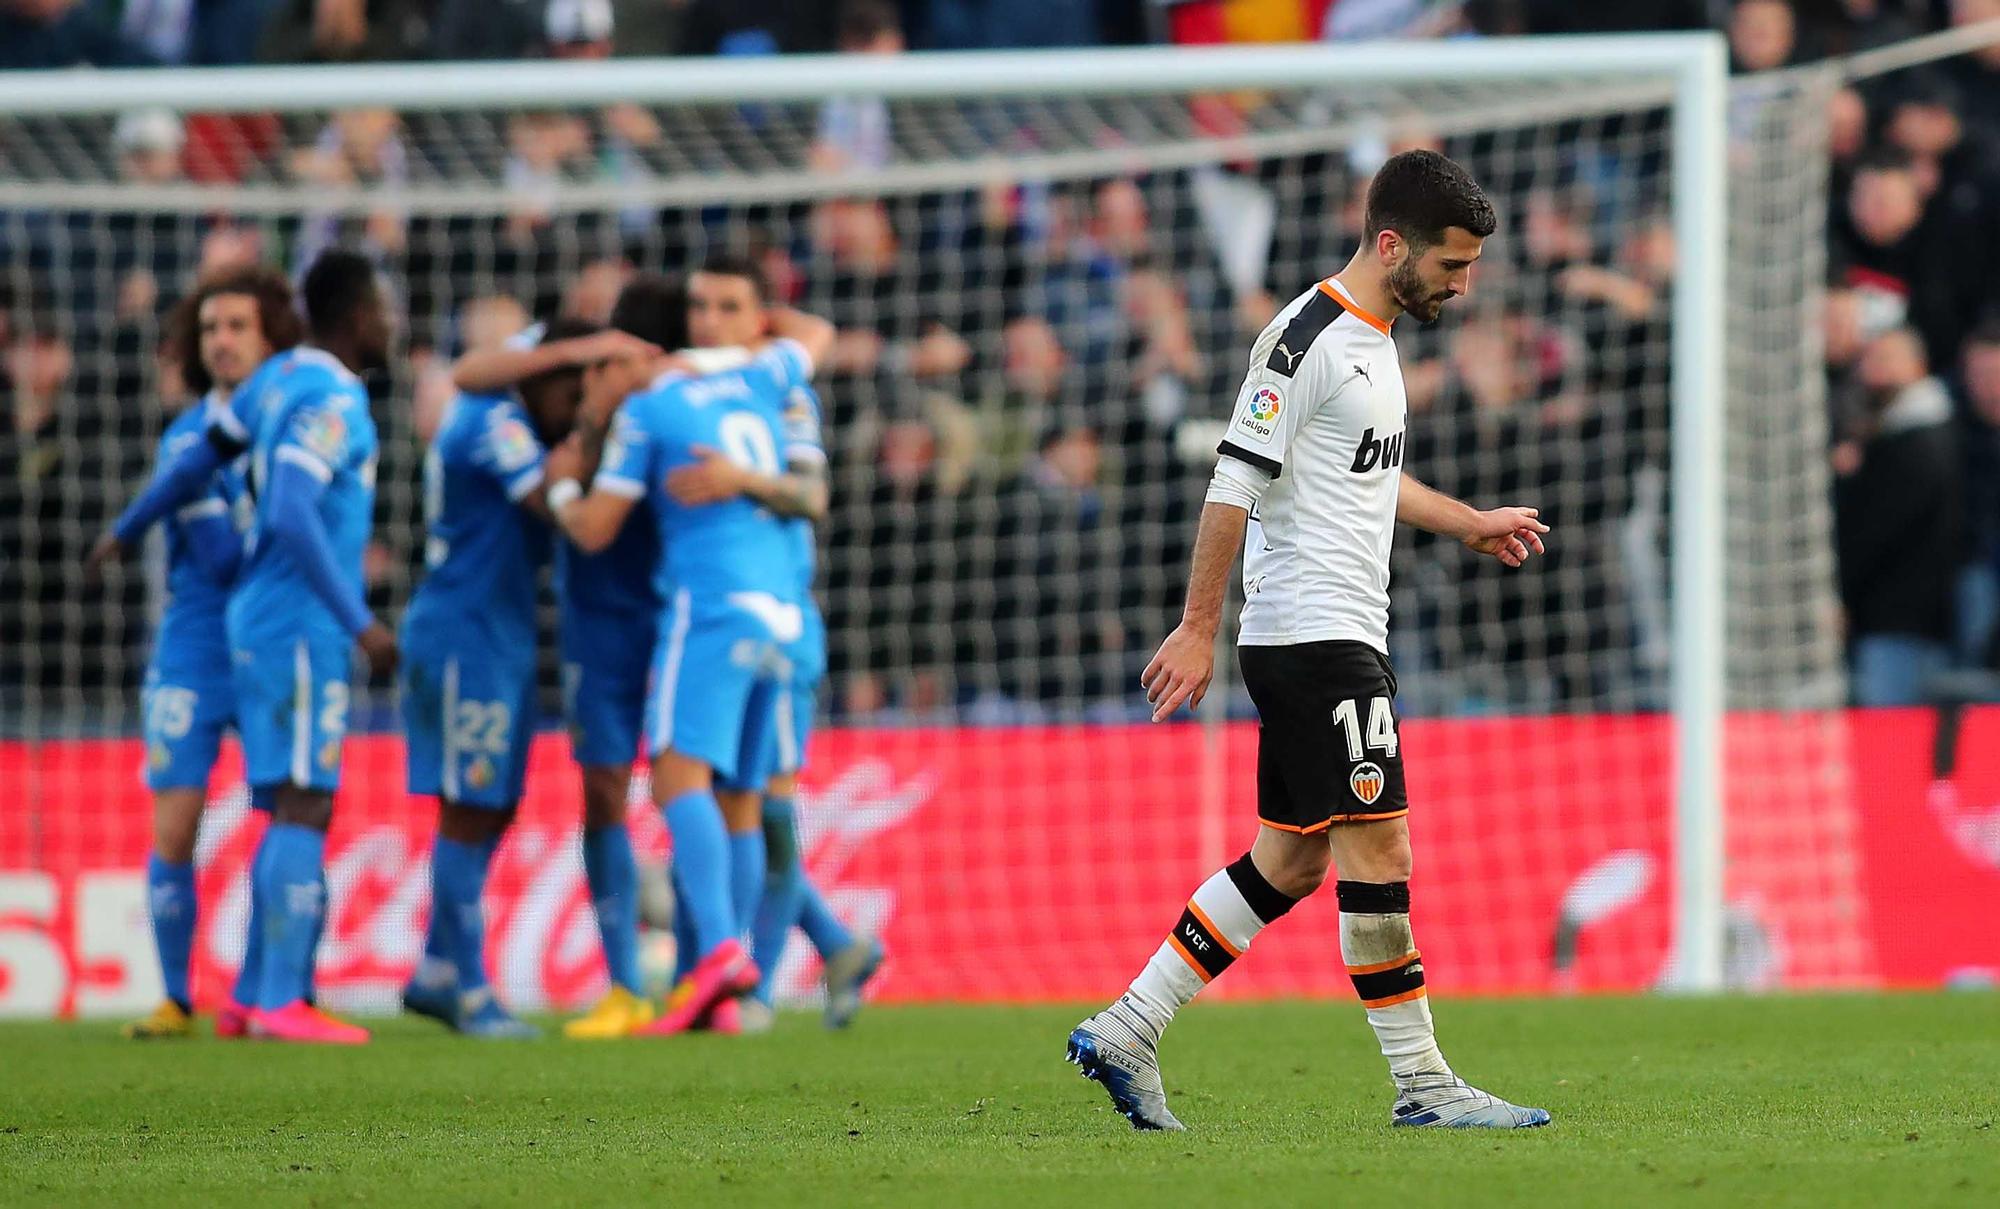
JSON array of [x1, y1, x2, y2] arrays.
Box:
[[1331, 695, 1399, 759]]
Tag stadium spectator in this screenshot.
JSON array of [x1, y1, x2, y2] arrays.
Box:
[[113, 110, 187, 188], [811, 0, 903, 176], [969, 417, 1124, 710], [1803, 0, 1927, 57], [290, 108, 410, 270], [1834, 326, 1962, 705], [1956, 320, 2000, 668], [257, 0, 433, 63], [1729, 0, 1799, 71], [923, 0, 1105, 50], [829, 416, 961, 720], [675, 0, 837, 55], [430, 0, 545, 58], [0, 0, 157, 69]]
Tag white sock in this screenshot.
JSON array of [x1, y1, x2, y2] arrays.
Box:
[[1337, 880, 1452, 1084], [1125, 853, 1298, 1036]]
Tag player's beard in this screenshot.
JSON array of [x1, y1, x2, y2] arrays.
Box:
[[1387, 257, 1449, 324]]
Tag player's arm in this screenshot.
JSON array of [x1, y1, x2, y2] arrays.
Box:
[[761, 307, 835, 375], [545, 436, 639, 552], [449, 328, 661, 393], [1142, 496, 1251, 723], [667, 387, 830, 520], [1397, 472, 1548, 568], [176, 497, 245, 586], [88, 433, 231, 573], [545, 381, 648, 553], [267, 405, 397, 675]]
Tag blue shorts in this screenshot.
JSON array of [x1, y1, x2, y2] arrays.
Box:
[[141, 660, 237, 792], [646, 594, 790, 786], [562, 608, 653, 770], [402, 633, 537, 810], [230, 631, 352, 794], [721, 671, 817, 791]]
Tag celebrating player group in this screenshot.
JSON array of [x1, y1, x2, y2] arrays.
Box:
[[96, 251, 880, 1044]]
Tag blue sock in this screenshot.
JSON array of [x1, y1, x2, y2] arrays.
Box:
[[751, 797, 806, 1004], [432, 835, 496, 997], [254, 823, 326, 1011], [582, 824, 642, 995], [146, 853, 197, 1011], [302, 866, 325, 1005], [231, 836, 269, 1008], [670, 865, 698, 984], [798, 880, 854, 961], [662, 789, 733, 959], [412, 857, 457, 991], [728, 828, 765, 941]]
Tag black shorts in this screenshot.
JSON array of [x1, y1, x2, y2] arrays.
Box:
[[1238, 639, 1410, 832]]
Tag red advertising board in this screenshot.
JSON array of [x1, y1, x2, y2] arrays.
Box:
[[2, 709, 1996, 1017]]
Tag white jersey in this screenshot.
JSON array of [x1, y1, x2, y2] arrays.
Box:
[[1216, 277, 1406, 653]]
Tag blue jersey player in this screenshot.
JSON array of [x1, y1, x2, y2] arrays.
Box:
[[398, 318, 604, 1038], [446, 307, 672, 1040], [548, 265, 834, 1035], [117, 270, 299, 1040], [739, 385, 883, 1032], [663, 268, 881, 1032], [230, 251, 398, 1045]]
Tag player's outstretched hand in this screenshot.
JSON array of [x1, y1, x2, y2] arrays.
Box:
[[83, 531, 133, 582], [357, 621, 399, 680], [667, 445, 749, 506], [1463, 506, 1549, 568], [1141, 623, 1215, 723]]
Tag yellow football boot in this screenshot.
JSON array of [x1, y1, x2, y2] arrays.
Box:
[[122, 1000, 193, 1040], [563, 985, 657, 1039]]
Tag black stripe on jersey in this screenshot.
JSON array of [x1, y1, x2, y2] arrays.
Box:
[[1217, 440, 1281, 478], [207, 424, 247, 460], [1264, 288, 1344, 378]]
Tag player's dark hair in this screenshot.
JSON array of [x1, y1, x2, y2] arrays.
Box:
[[300, 249, 380, 340], [838, 0, 901, 47], [168, 264, 304, 395], [609, 272, 687, 350], [693, 252, 768, 303], [1363, 150, 1497, 253], [520, 315, 601, 395]]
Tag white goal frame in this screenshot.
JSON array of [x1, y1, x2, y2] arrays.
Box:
[[0, 34, 1733, 991]]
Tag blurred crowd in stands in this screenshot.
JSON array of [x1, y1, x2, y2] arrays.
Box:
[[3, 0, 1998, 727]]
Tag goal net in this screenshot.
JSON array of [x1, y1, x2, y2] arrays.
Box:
[[0, 38, 1893, 1014]]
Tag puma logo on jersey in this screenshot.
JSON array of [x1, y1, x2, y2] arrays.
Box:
[[1275, 343, 1304, 369], [1351, 363, 1373, 384], [1350, 426, 1405, 474]]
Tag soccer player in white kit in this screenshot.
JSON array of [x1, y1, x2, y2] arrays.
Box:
[[1068, 150, 1554, 1131]]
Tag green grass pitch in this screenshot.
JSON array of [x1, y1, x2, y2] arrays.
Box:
[[1, 993, 1993, 1207]]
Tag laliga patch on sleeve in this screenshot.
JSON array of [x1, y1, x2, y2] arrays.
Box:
[[783, 395, 822, 446], [488, 416, 540, 472], [293, 405, 349, 464], [1231, 381, 1284, 445]]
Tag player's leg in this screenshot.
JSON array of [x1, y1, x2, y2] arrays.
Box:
[[238, 635, 365, 1044], [563, 646, 655, 1039], [399, 640, 462, 1025], [1327, 817, 1547, 1128], [717, 788, 764, 942], [433, 799, 535, 1037], [126, 788, 204, 1038], [636, 615, 763, 1035], [1070, 823, 1318, 1131], [130, 670, 236, 1038]]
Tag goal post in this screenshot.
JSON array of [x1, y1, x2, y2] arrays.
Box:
[[2, 33, 1849, 1012]]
